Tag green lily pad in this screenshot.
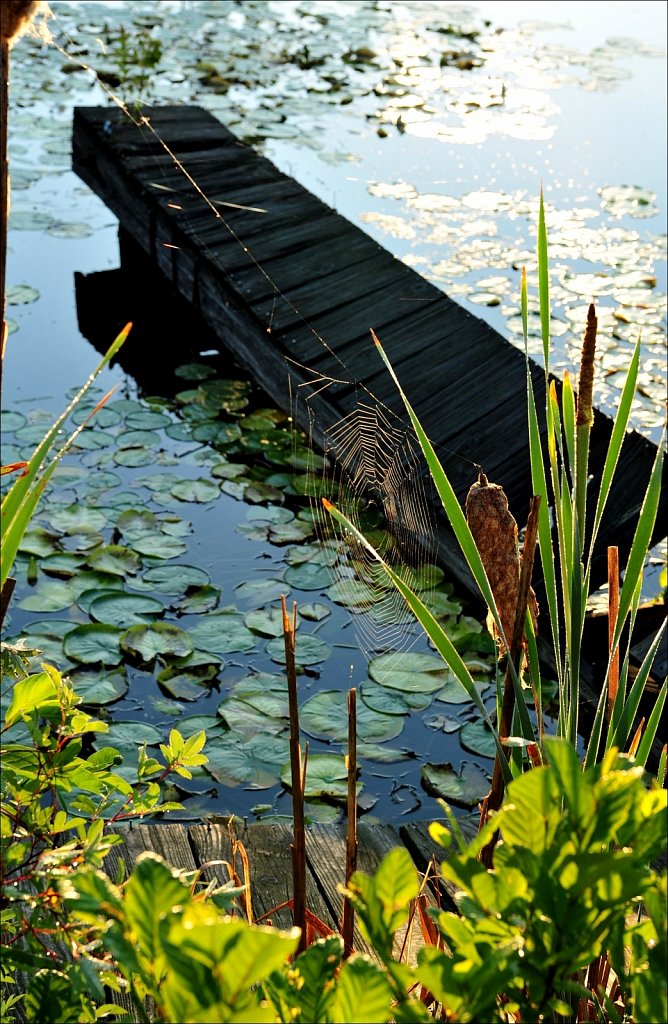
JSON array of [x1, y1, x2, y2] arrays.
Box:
[[159, 515, 192, 537], [459, 718, 496, 759], [70, 572, 125, 599], [82, 470, 122, 493], [157, 664, 219, 701], [266, 633, 332, 666], [326, 580, 380, 608], [369, 652, 450, 693], [178, 714, 225, 738], [231, 673, 288, 700], [120, 622, 193, 662], [174, 362, 216, 380], [114, 447, 153, 468], [40, 552, 87, 577], [63, 623, 123, 665], [300, 689, 403, 743], [421, 761, 490, 808], [61, 527, 105, 553], [2, 410, 27, 432], [189, 609, 256, 654], [423, 591, 463, 618], [125, 411, 171, 430], [212, 460, 250, 481], [141, 472, 181, 493], [25, 618, 77, 639], [435, 676, 491, 705], [71, 405, 122, 428], [269, 520, 314, 545], [356, 743, 415, 763], [171, 585, 221, 614], [217, 696, 288, 736], [115, 509, 157, 539], [425, 713, 461, 733], [171, 478, 220, 502], [18, 581, 76, 612], [131, 534, 188, 560], [359, 680, 431, 715], [116, 428, 161, 449], [235, 578, 287, 608], [244, 607, 288, 638], [7, 283, 39, 305], [206, 734, 287, 788], [130, 564, 210, 595], [280, 753, 361, 802], [18, 527, 60, 557], [48, 505, 108, 533], [87, 545, 141, 577], [89, 592, 164, 628], [70, 668, 128, 705], [299, 602, 331, 621], [104, 721, 164, 746], [283, 561, 331, 590]]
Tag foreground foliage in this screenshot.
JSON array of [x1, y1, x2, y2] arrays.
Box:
[[1, 671, 665, 1024]]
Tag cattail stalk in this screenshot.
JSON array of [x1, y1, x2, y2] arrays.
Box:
[[341, 687, 357, 958], [282, 595, 307, 954], [607, 547, 619, 724]]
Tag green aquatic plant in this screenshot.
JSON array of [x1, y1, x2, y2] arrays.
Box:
[[324, 192, 666, 781]]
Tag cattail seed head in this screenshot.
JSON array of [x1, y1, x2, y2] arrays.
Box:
[[576, 303, 597, 427], [466, 470, 538, 653]]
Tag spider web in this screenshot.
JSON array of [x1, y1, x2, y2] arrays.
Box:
[[293, 367, 443, 662]]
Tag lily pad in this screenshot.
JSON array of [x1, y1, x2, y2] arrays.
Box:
[[435, 676, 491, 705], [70, 669, 128, 705], [87, 545, 141, 577], [7, 284, 39, 305], [171, 478, 220, 502], [359, 680, 431, 715], [171, 585, 221, 614], [369, 652, 450, 693], [104, 721, 164, 746], [244, 607, 288, 638], [280, 752, 361, 802], [131, 534, 188, 559], [125, 411, 171, 430], [283, 561, 331, 590], [235, 577, 287, 608], [40, 552, 87, 577], [300, 689, 403, 743], [157, 664, 219, 701], [18, 581, 76, 612], [218, 696, 288, 736], [18, 527, 60, 557], [298, 602, 330, 622], [266, 633, 332, 666], [120, 622, 193, 662], [174, 362, 216, 380], [421, 761, 490, 808], [114, 447, 153, 468], [129, 564, 210, 595], [89, 592, 164, 628], [2, 410, 27, 431], [63, 623, 123, 665], [327, 580, 379, 608], [178, 714, 225, 738], [115, 509, 157, 539], [206, 734, 287, 788], [48, 505, 108, 533], [189, 608, 256, 653], [356, 743, 415, 763], [459, 718, 496, 758]]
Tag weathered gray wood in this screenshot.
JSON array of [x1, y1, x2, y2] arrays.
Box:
[[305, 821, 437, 964], [400, 818, 479, 912]]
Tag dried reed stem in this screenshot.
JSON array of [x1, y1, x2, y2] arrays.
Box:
[[481, 495, 541, 867], [341, 687, 357, 958], [282, 594, 307, 954], [607, 547, 619, 724]]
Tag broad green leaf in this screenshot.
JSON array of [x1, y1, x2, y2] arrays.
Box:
[[266, 633, 332, 666], [18, 580, 75, 611], [459, 718, 496, 759], [421, 761, 490, 808], [189, 609, 256, 654], [70, 668, 128, 705], [369, 652, 450, 693], [300, 689, 403, 743], [87, 545, 141, 577], [120, 623, 193, 662], [4, 670, 59, 727], [63, 624, 123, 665], [89, 592, 164, 627], [330, 956, 393, 1023], [206, 735, 287, 788], [130, 563, 210, 595], [281, 752, 361, 802], [360, 680, 431, 715]]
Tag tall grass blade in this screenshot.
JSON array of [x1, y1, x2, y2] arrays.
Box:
[[634, 679, 666, 770], [322, 498, 512, 779], [607, 619, 666, 755], [537, 189, 550, 372]]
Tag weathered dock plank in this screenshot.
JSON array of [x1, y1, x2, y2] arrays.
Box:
[[72, 104, 665, 612]]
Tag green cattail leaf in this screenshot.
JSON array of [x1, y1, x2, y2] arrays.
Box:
[[608, 619, 666, 756], [634, 678, 667, 770], [561, 371, 576, 481], [537, 189, 550, 372]]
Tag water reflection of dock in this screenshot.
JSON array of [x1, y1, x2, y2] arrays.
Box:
[[72, 104, 665, 691]]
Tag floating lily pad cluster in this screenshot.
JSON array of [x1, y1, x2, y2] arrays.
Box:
[[3, 354, 499, 820]]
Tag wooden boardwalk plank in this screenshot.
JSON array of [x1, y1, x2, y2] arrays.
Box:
[[72, 103, 666, 617]]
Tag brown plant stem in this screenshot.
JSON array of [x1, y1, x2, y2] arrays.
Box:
[[607, 546, 619, 725], [0, 576, 15, 629], [481, 494, 541, 867], [282, 594, 307, 954], [341, 686, 357, 958]]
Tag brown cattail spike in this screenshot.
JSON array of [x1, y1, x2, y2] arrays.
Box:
[[576, 303, 597, 427], [466, 475, 538, 653]]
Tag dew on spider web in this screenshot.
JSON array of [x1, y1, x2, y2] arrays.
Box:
[[291, 367, 443, 669]]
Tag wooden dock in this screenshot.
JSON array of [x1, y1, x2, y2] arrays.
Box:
[[71, 105, 666, 606]]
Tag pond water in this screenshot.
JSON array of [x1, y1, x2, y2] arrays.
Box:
[[2, 0, 666, 825]]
